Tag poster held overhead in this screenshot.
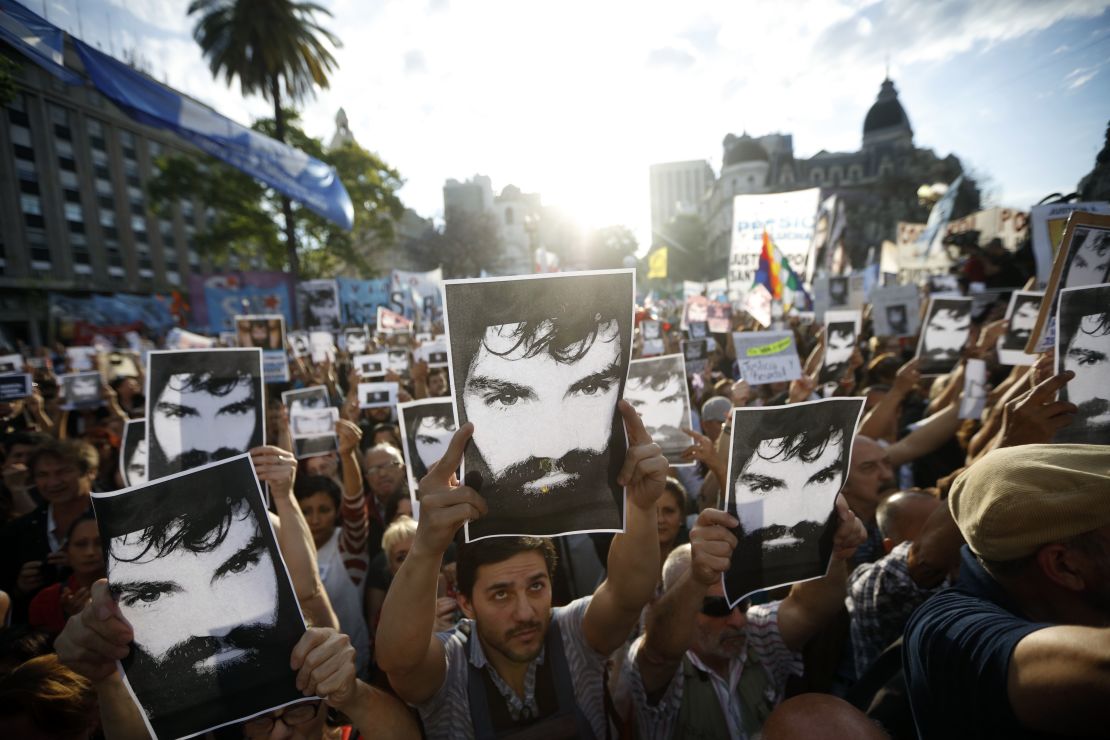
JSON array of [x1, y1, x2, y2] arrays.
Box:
[[915, 297, 972, 376], [443, 269, 635, 541], [353, 353, 388, 379], [722, 398, 866, 607], [0, 353, 23, 374], [357, 381, 398, 409], [145, 349, 265, 481], [297, 280, 341, 331], [0, 373, 33, 402], [60, 372, 103, 410], [397, 398, 459, 518], [120, 419, 147, 487], [289, 407, 339, 459], [819, 311, 861, 386], [733, 331, 803, 385], [624, 355, 694, 467], [91, 455, 312, 740], [1055, 283, 1110, 445], [870, 284, 921, 337], [681, 338, 709, 375], [997, 291, 1043, 366], [959, 359, 989, 420], [414, 338, 448, 368], [1029, 201, 1110, 286]]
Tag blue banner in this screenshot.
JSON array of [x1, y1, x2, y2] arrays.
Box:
[[0, 0, 82, 85], [73, 40, 353, 230], [337, 277, 390, 326], [49, 293, 176, 334], [199, 283, 294, 335]]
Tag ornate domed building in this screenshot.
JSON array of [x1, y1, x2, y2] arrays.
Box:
[[696, 77, 977, 275]]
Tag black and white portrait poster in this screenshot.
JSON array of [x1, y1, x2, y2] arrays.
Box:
[[707, 301, 732, 334], [997, 291, 1043, 366], [1027, 211, 1110, 353], [287, 331, 310, 359], [687, 321, 709, 340], [308, 332, 335, 364], [624, 355, 693, 467], [66, 346, 98, 372], [353, 353, 387, 379], [640, 320, 664, 357], [145, 349, 265, 481], [341, 327, 370, 355], [814, 275, 864, 320], [732, 331, 802, 385], [0, 372, 32, 402], [959, 358, 989, 421], [397, 398, 458, 518], [443, 269, 635, 541], [722, 398, 865, 607], [819, 310, 860, 385], [120, 419, 147, 487], [414, 337, 448, 368], [281, 385, 330, 416], [235, 316, 289, 384], [290, 407, 339, 459], [377, 306, 413, 334], [682, 338, 709, 375], [387, 348, 410, 374], [0, 352, 23, 374], [870, 284, 921, 337], [1055, 283, 1110, 445], [357, 381, 398, 409], [91, 455, 311, 740], [297, 279, 341, 331], [99, 352, 140, 382], [61, 372, 103, 410], [915, 297, 972, 376]]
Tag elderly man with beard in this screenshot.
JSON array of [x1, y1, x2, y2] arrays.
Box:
[[625, 497, 866, 739], [377, 400, 668, 739]]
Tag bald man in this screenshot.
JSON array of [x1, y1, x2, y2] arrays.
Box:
[[762, 693, 890, 740]]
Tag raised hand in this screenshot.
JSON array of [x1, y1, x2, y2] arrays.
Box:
[[688, 508, 739, 586], [250, 446, 298, 499], [616, 399, 668, 511], [413, 423, 488, 557], [999, 370, 1076, 447], [830, 493, 867, 561], [290, 627, 357, 705], [55, 579, 133, 682], [336, 419, 363, 456]]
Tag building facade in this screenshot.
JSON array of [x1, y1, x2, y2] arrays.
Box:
[[649, 159, 714, 233]]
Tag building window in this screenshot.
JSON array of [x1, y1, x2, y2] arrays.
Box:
[[64, 202, 83, 222], [20, 194, 42, 215], [9, 124, 31, 148]]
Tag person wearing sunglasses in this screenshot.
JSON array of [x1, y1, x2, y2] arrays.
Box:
[[623, 498, 866, 740]]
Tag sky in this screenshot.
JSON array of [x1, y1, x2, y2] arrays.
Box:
[[22, 0, 1110, 248]]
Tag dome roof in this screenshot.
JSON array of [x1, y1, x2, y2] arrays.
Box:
[[723, 133, 769, 167], [863, 78, 911, 136]]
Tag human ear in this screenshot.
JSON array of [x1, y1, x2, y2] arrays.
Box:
[[457, 593, 476, 620], [1036, 544, 1087, 592]]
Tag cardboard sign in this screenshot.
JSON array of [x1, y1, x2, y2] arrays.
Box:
[[733, 331, 802, 385]]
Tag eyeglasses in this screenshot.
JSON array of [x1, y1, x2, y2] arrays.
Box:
[[242, 701, 321, 736], [700, 596, 748, 618], [366, 461, 403, 475]]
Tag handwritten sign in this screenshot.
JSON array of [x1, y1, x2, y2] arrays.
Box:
[[733, 331, 802, 385]]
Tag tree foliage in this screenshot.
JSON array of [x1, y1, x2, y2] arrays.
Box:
[[406, 209, 503, 279], [584, 224, 638, 270], [146, 110, 404, 278]]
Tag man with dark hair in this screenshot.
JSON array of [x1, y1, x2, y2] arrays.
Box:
[[904, 444, 1110, 739], [1057, 287, 1110, 443], [402, 403, 456, 484], [918, 299, 971, 375], [829, 277, 849, 308], [624, 356, 690, 463], [820, 323, 855, 384], [446, 272, 633, 538], [377, 401, 668, 739], [95, 456, 304, 739], [1060, 226, 1110, 289], [146, 350, 263, 478], [301, 286, 340, 331], [1001, 294, 1041, 351], [885, 304, 909, 336], [0, 440, 96, 622], [120, 421, 146, 487], [724, 401, 858, 600]]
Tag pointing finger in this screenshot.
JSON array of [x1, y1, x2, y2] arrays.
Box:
[[427, 423, 473, 484], [618, 399, 653, 446]]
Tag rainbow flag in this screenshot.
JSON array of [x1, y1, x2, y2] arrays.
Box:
[[754, 229, 811, 309]]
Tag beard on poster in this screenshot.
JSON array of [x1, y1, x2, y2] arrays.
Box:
[[1055, 283, 1110, 445], [916, 297, 972, 376], [398, 398, 459, 517], [624, 355, 693, 466], [443, 270, 634, 541], [723, 398, 865, 606], [91, 455, 310, 740]]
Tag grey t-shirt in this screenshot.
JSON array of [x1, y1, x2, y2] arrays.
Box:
[[415, 596, 608, 739]]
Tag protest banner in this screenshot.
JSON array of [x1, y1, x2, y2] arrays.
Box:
[[729, 188, 821, 302]]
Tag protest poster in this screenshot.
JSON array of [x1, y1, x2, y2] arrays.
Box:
[[60, 372, 102, 410], [723, 397, 866, 606], [0, 373, 32, 402], [820, 310, 861, 385], [397, 398, 458, 518], [390, 268, 443, 321], [387, 348, 410, 374], [959, 359, 989, 421], [281, 385, 330, 416], [287, 331, 309, 358], [308, 332, 335, 364], [414, 337, 448, 368], [296, 280, 341, 331], [1055, 283, 1110, 446], [188, 272, 294, 335], [91, 455, 311, 740], [733, 331, 802, 385], [896, 221, 951, 286], [707, 301, 732, 334], [813, 274, 865, 320], [916, 297, 973, 376], [235, 315, 288, 384], [687, 321, 709, 340], [0, 353, 23, 374], [165, 328, 216, 350], [1030, 201, 1110, 286], [290, 406, 339, 459], [353, 353, 387, 379], [120, 419, 146, 487], [337, 277, 391, 327], [729, 187, 821, 301], [997, 291, 1042, 366], [1026, 211, 1110, 353], [357, 381, 398, 409], [377, 306, 413, 334], [145, 349, 265, 481], [744, 283, 774, 328], [640, 320, 664, 357], [870, 284, 921, 337], [443, 269, 634, 541], [624, 355, 693, 466], [804, 194, 847, 284], [682, 338, 709, 375], [681, 295, 708, 331], [66, 346, 98, 372], [340, 327, 370, 355]]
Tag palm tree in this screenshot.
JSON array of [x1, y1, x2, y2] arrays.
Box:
[[187, 0, 340, 283]]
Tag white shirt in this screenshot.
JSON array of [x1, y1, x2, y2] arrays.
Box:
[[317, 528, 370, 674]]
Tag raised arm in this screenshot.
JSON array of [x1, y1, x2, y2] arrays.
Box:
[[335, 420, 369, 569], [582, 400, 668, 656], [376, 424, 487, 704], [886, 401, 960, 468], [1009, 626, 1110, 734], [859, 357, 920, 441], [775, 493, 867, 651]]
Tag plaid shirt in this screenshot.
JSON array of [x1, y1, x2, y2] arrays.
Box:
[[846, 540, 949, 677]]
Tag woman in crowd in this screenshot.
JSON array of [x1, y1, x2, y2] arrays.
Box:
[[28, 513, 104, 636]]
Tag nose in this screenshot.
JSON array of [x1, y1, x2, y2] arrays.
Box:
[[512, 592, 537, 622], [726, 606, 748, 629]]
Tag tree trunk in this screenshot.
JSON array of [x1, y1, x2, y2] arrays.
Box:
[[272, 78, 300, 322]]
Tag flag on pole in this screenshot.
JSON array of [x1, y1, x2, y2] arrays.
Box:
[[755, 230, 811, 309], [647, 248, 668, 279]]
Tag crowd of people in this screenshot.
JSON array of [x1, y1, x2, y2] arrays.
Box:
[[0, 248, 1107, 739]]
